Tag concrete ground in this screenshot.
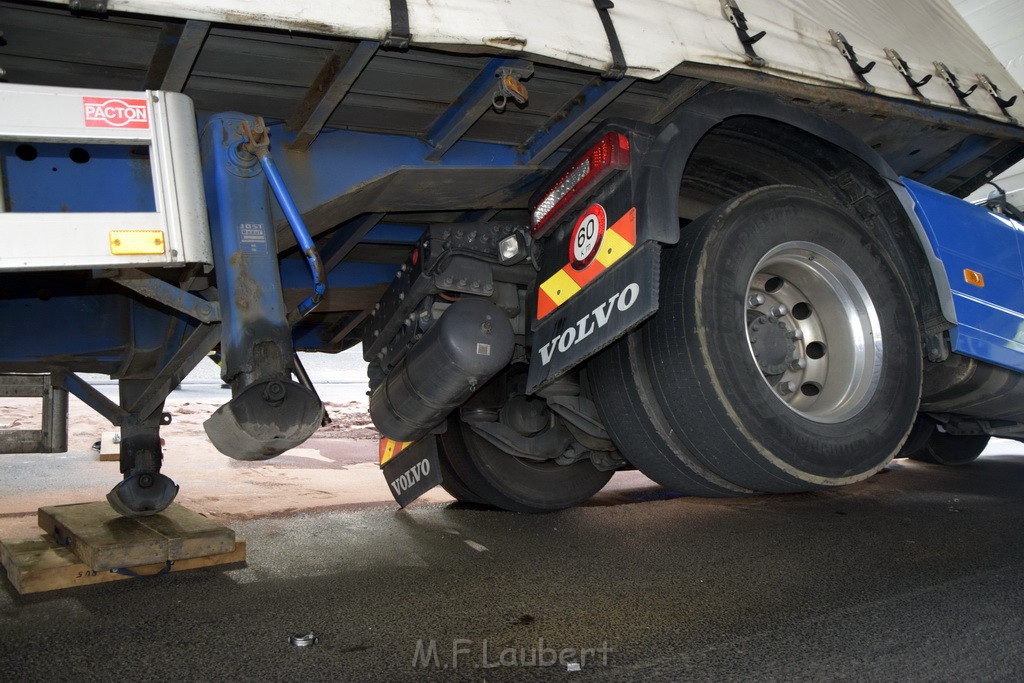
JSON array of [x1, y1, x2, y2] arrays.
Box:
[[3, 357, 1024, 680]]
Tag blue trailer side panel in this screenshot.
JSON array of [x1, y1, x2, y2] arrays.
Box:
[[1, 142, 156, 214], [902, 177, 1024, 372]]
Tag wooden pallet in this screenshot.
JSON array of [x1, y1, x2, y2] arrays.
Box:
[[0, 501, 245, 594], [98, 431, 120, 462], [0, 536, 246, 594], [38, 501, 237, 570]]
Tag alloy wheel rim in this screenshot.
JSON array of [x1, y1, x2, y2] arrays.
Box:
[[744, 241, 882, 424]]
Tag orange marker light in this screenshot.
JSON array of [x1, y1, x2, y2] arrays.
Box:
[[963, 269, 985, 288]]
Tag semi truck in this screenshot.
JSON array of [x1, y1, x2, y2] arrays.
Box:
[[1, 0, 1023, 516]]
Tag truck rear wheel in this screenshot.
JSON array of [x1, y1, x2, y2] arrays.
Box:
[[593, 185, 921, 493], [588, 339, 753, 497], [437, 415, 614, 513], [904, 417, 990, 466], [435, 438, 489, 505]]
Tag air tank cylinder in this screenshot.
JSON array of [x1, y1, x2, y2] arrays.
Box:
[[370, 298, 514, 442]]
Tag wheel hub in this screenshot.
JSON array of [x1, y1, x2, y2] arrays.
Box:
[[744, 241, 882, 424], [748, 314, 798, 375]]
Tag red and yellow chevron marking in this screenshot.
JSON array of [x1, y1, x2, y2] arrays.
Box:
[[379, 437, 413, 466], [536, 207, 637, 320]]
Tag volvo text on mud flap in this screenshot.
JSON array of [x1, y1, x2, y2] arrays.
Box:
[[526, 242, 661, 394], [381, 438, 443, 508]]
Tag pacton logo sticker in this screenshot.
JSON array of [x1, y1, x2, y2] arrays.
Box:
[[83, 97, 150, 129]]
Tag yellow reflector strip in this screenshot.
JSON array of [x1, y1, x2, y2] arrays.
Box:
[[110, 230, 166, 255], [539, 268, 582, 306], [596, 228, 633, 268], [379, 437, 413, 466], [963, 268, 985, 287]]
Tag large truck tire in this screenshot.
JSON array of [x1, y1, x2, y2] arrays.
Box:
[[588, 340, 753, 497], [437, 415, 614, 513], [904, 417, 990, 466], [435, 437, 490, 505], [592, 185, 921, 493]]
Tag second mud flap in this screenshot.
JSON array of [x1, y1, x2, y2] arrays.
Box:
[[382, 437, 443, 508]]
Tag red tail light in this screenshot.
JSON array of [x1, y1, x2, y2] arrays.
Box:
[[531, 131, 630, 237]]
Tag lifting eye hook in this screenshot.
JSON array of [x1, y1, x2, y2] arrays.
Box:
[[492, 67, 532, 113]]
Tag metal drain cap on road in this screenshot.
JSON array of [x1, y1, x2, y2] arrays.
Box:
[[289, 632, 318, 647]]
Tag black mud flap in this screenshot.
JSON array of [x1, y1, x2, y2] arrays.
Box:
[[382, 437, 443, 508], [527, 241, 660, 394]]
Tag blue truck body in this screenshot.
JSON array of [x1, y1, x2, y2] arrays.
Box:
[[904, 178, 1024, 373]]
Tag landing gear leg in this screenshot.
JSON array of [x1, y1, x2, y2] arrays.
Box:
[[106, 379, 178, 517]]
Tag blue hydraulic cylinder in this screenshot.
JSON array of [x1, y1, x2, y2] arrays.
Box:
[[198, 113, 323, 461], [198, 113, 296, 384]]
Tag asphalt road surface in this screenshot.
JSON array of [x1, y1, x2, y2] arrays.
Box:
[[5, 450, 1024, 681]]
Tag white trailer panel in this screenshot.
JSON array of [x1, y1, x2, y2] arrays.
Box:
[[48, 0, 1022, 123]]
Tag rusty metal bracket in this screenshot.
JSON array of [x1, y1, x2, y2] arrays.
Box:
[[885, 48, 931, 98], [286, 40, 378, 151], [830, 30, 875, 90], [977, 73, 1018, 121], [935, 62, 977, 108], [721, 0, 767, 67], [239, 117, 271, 159]]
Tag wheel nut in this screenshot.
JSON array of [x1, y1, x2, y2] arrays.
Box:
[[787, 328, 804, 340], [748, 293, 765, 308], [790, 358, 806, 371], [771, 304, 788, 318], [778, 381, 796, 396]]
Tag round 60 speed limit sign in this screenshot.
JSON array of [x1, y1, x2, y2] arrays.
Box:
[[569, 203, 607, 270]]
